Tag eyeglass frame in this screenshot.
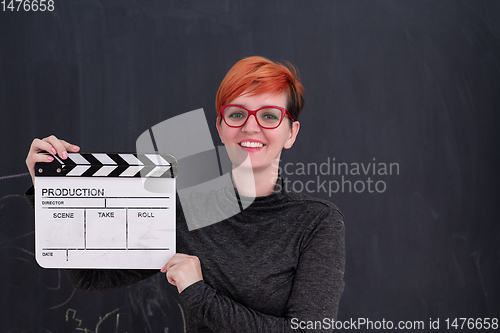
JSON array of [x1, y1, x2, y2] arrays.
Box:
[[220, 104, 295, 129]]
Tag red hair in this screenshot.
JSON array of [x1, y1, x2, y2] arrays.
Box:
[[215, 56, 305, 121]]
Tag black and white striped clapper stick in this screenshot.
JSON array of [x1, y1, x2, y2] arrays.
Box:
[[35, 153, 177, 178]]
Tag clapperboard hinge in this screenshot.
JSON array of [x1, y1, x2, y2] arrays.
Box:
[[35, 153, 177, 178]]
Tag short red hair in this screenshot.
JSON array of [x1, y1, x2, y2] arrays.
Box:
[[215, 56, 305, 121]]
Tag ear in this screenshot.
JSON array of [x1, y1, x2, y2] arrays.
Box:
[[216, 116, 224, 144], [284, 121, 300, 149]]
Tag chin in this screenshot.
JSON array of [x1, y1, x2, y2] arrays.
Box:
[[237, 158, 259, 171]]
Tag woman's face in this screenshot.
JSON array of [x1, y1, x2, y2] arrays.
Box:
[[216, 91, 300, 173]]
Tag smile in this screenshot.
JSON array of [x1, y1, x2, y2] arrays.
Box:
[[239, 141, 265, 148]]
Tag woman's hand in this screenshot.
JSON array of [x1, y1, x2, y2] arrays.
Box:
[[161, 253, 203, 293], [25, 135, 80, 185]]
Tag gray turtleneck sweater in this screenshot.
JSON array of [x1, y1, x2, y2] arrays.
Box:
[[26, 178, 345, 333]]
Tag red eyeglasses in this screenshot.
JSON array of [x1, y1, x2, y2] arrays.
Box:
[[220, 105, 294, 129]]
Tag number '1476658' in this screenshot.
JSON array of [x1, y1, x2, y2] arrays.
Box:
[[2, 0, 55, 11], [445, 318, 498, 330]]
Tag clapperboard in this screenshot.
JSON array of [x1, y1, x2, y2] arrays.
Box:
[[34, 152, 177, 269]]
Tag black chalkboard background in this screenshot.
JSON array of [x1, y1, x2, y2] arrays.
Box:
[[1, 1, 499, 332]]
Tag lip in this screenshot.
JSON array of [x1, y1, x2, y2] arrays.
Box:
[[238, 139, 266, 152]]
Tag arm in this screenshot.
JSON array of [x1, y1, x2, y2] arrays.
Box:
[[169, 208, 346, 333]]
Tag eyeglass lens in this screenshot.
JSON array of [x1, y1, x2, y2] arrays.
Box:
[[224, 106, 282, 128]]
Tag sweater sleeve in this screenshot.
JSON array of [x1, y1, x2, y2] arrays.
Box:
[[24, 186, 159, 291], [178, 207, 346, 333]]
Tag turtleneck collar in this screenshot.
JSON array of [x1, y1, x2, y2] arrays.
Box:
[[223, 171, 288, 209]]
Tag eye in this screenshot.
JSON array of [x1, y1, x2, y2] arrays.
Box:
[[262, 112, 279, 120], [228, 110, 245, 119], [258, 108, 281, 122]]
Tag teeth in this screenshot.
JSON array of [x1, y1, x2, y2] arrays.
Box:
[[240, 141, 264, 148]]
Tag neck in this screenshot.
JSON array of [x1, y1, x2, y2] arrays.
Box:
[[231, 158, 280, 197]]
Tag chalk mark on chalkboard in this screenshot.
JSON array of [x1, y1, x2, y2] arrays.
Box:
[[45, 269, 62, 291], [66, 307, 123, 333], [0, 172, 29, 181], [11, 245, 34, 256], [66, 308, 82, 326], [0, 230, 33, 246], [49, 288, 76, 310], [96, 308, 119, 333], [471, 250, 488, 308], [177, 301, 187, 333], [0, 193, 27, 202]]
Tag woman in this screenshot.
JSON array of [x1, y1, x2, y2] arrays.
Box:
[[25, 56, 345, 332]]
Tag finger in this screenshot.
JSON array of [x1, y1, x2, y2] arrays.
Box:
[[26, 138, 59, 185], [29, 152, 55, 165], [26, 150, 55, 182], [26, 139, 57, 166], [42, 135, 69, 159], [166, 270, 177, 286], [59, 139, 80, 153], [29, 138, 56, 155], [41, 135, 64, 156], [163, 257, 181, 272], [164, 253, 188, 272], [30, 137, 80, 156]]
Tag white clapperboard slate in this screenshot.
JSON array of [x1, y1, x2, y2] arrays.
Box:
[[34, 152, 177, 269]]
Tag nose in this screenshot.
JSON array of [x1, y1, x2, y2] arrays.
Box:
[[241, 114, 261, 133]]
